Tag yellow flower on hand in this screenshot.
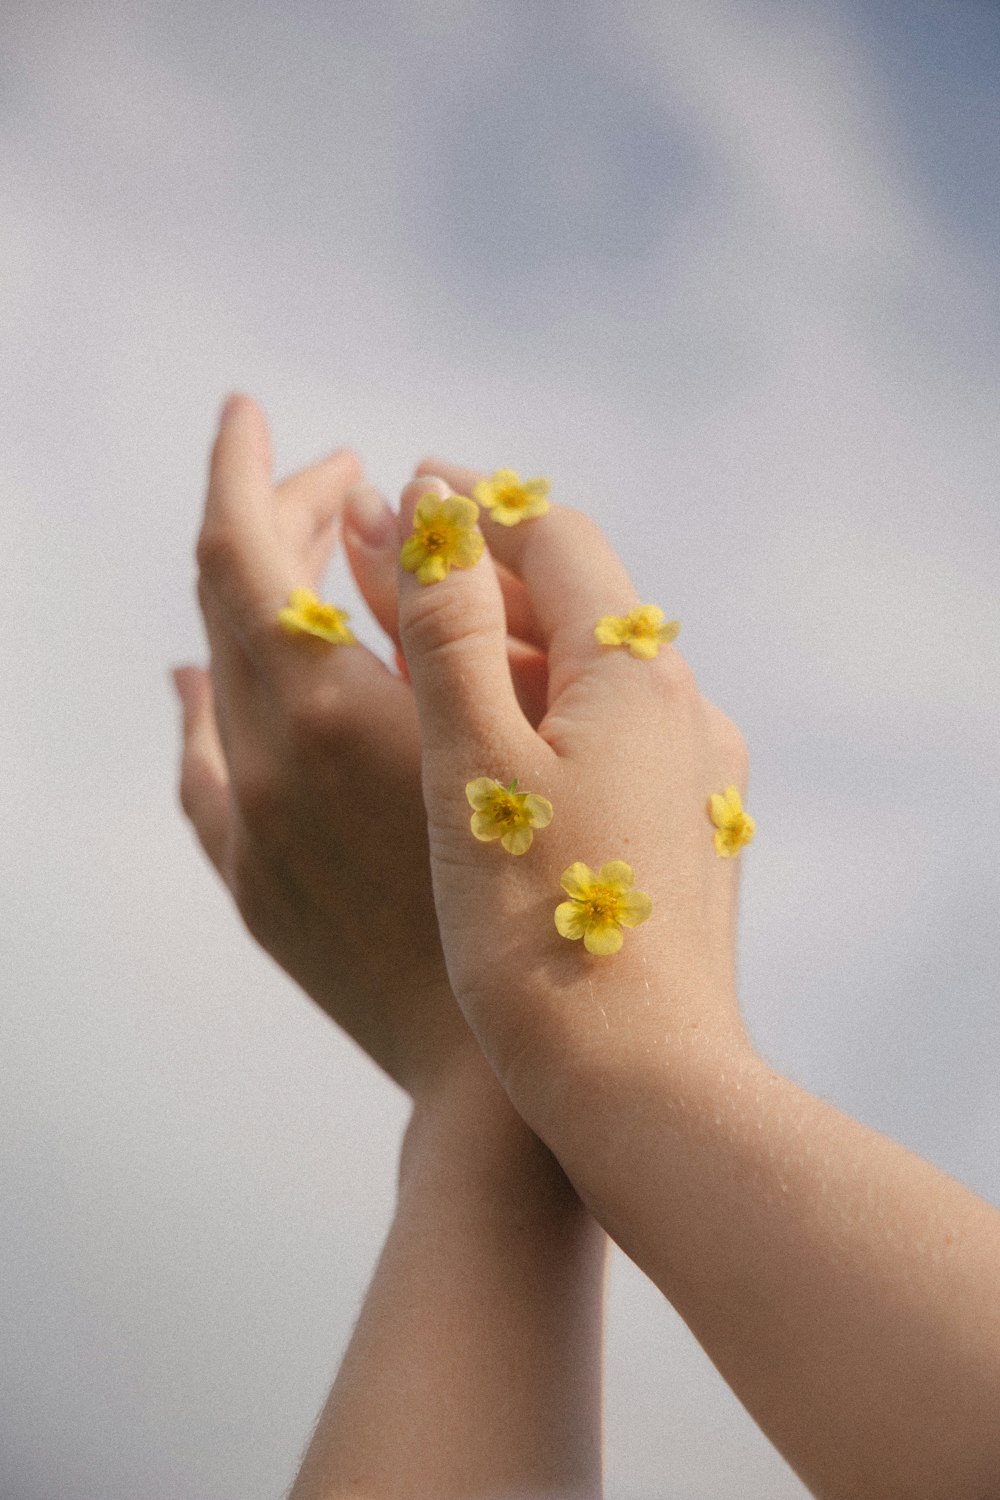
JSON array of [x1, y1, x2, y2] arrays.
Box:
[[277, 588, 356, 644], [594, 604, 680, 660], [400, 492, 485, 585], [708, 786, 755, 858], [472, 469, 551, 527], [465, 777, 553, 856], [554, 861, 652, 956]]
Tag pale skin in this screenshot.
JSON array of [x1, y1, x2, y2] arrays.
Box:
[[175, 394, 606, 1500], [178, 394, 1000, 1500]]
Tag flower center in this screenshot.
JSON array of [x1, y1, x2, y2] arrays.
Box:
[[584, 887, 619, 922], [493, 794, 519, 825], [422, 526, 448, 553]]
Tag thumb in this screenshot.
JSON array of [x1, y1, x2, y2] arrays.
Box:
[[396, 476, 533, 774]]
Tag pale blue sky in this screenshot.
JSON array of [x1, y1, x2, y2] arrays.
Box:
[[2, 3, 998, 1496]]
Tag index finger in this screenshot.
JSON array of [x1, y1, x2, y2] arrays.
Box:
[[413, 457, 643, 687], [197, 394, 290, 641]]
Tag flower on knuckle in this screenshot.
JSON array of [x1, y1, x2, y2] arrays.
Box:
[[400, 493, 484, 585]]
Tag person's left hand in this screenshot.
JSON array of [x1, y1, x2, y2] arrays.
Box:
[[175, 395, 468, 1095]]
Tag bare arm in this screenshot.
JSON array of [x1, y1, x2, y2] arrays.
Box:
[[393, 457, 1000, 1500], [177, 398, 605, 1500], [289, 1073, 606, 1500]]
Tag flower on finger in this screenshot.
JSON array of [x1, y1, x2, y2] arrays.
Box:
[[554, 861, 652, 956], [465, 777, 553, 856], [594, 604, 679, 659], [277, 588, 356, 644], [708, 786, 755, 858], [400, 492, 485, 585], [472, 468, 550, 526]]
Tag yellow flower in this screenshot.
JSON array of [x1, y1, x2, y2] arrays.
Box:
[[594, 604, 680, 660], [472, 468, 551, 527], [708, 786, 755, 858], [554, 861, 652, 956], [277, 588, 356, 644], [465, 777, 554, 856], [400, 492, 485, 585]]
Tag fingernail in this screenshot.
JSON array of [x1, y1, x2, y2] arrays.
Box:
[[345, 484, 397, 548]]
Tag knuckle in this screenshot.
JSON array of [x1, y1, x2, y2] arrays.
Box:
[[404, 585, 499, 664]]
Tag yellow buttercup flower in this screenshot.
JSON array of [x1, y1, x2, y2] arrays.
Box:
[[594, 604, 680, 660], [466, 777, 554, 855], [708, 786, 755, 858], [472, 468, 551, 526], [400, 492, 485, 585], [554, 861, 652, 956], [277, 588, 356, 644]]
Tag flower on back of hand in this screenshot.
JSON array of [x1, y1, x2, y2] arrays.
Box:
[[400, 493, 485, 585], [708, 786, 755, 858], [466, 777, 553, 856], [277, 588, 356, 644], [594, 604, 680, 659], [554, 861, 652, 956], [472, 469, 550, 526]]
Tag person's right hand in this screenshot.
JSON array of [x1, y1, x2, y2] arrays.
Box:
[[393, 460, 755, 1136]]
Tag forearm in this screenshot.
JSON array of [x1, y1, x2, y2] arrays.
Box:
[[289, 1064, 607, 1500], [539, 1026, 1000, 1500]]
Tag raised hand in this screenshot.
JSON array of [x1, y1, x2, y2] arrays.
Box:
[[176, 397, 483, 1095]]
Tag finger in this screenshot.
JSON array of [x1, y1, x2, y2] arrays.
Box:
[[396, 477, 540, 772], [414, 456, 639, 661], [275, 448, 363, 582], [197, 394, 290, 647], [346, 482, 545, 652], [173, 665, 231, 874]]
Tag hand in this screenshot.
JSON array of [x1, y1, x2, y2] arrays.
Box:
[[175, 396, 481, 1096], [394, 459, 753, 1127]]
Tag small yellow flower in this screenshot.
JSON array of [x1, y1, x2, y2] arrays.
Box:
[[465, 777, 554, 856], [277, 588, 356, 644], [472, 468, 551, 527], [400, 493, 485, 585], [594, 604, 680, 660], [708, 786, 755, 858], [554, 861, 652, 956]]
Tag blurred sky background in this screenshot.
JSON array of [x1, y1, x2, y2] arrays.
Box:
[[2, 1, 999, 1496]]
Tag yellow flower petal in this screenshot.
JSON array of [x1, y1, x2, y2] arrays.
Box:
[[627, 636, 660, 659], [450, 528, 485, 569], [501, 824, 534, 856], [594, 615, 629, 645], [522, 794, 554, 828], [441, 495, 480, 529], [277, 588, 355, 644], [583, 921, 624, 956], [708, 793, 730, 827], [466, 777, 500, 810], [416, 553, 449, 585], [560, 862, 598, 899], [470, 810, 503, 841], [617, 890, 653, 927], [554, 901, 590, 941], [400, 535, 428, 572], [597, 860, 634, 891]]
